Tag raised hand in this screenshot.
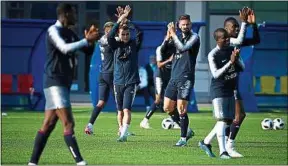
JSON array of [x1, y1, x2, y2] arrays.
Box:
[[233, 47, 240, 56], [123, 5, 131, 16], [165, 29, 171, 41], [115, 6, 124, 19], [239, 7, 249, 22], [247, 9, 256, 24], [85, 25, 99, 43], [230, 47, 240, 63], [167, 22, 176, 36], [117, 5, 131, 24]]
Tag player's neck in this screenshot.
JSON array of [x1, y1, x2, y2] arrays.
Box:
[[57, 17, 69, 28], [182, 31, 191, 38]]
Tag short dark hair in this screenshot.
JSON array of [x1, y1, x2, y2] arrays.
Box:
[[56, 3, 74, 16], [119, 24, 129, 31], [178, 14, 191, 21], [213, 28, 227, 41], [224, 17, 238, 27]]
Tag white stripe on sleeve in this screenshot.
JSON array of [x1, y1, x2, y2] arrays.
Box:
[[48, 25, 88, 55], [230, 22, 247, 46], [172, 33, 199, 52], [156, 46, 162, 61], [208, 47, 232, 79]]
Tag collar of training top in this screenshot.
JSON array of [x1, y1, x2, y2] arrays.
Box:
[[55, 20, 63, 27]]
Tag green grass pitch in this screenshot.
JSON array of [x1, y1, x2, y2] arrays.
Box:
[[1, 108, 287, 165]]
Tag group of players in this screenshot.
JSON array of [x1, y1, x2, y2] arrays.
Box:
[[28, 3, 260, 165], [139, 6, 260, 159]]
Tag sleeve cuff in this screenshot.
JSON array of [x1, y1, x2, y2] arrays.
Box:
[[172, 35, 178, 41], [81, 39, 89, 47], [241, 22, 247, 27]]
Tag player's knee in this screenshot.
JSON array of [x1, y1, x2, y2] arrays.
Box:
[[155, 99, 160, 105], [46, 121, 57, 133], [163, 106, 173, 114], [163, 105, 168, 112], [96, 100, 105, 108], [123, 108, 131, 113], [177, 104, 187, 115], [62, 121, 75, 131], [41, 120, 56, 133]]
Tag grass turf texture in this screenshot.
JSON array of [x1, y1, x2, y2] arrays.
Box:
[[1, 108, 287, 165]]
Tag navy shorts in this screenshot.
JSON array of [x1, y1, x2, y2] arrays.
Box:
[[164, 79, 194, 101], [98, 73, 114, 102], [114, 84, 137, 111]]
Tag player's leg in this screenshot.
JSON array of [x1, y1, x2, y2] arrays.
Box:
[[29, 109, 58, 165], [199, 120, 219, 158], [148, 83, 156, 100], [114, 85, 125, 138], [85, 74, 110, 134], [143, 87, 151, 109], [140, 93, 161, 129], [140, 77, 163, 129], [118, 84, 137, 142], [107, 81, 124, 136], [117, 110, 124, 135], [226, 90, 244, 157], [174, 79, 195, 146], [56, 107, 86, 164], [175, 99, 189, 146], [51, 86, 85, 164], [214, 97, 233, 159], [163, 80, 177, 115], [163, 80, 181, 129], [162, 78, 181, 128]]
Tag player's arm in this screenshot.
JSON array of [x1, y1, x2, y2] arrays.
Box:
[[171, 33, 199, 52], [241, 10, 260, 46], [156, 46, 173, 68], [107, 23, 120, 49], [81, 35, 96, 55], [160, 30, 173, 53], [47, 26, 93, 55], [230, 9, 249, 46], [70, 32, 96, 56], [241, 24, 260, 46], [229, 22, 247, 46], [208, 48, 233, 79]]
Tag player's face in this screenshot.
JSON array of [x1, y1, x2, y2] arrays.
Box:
[[65, 8, 77, 26], [225, 21, 239, 38], [104, 26, 112, 35], [179, 19, 191, 33], [119, 29, 130, 43], [217, 32, 230, 48]]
